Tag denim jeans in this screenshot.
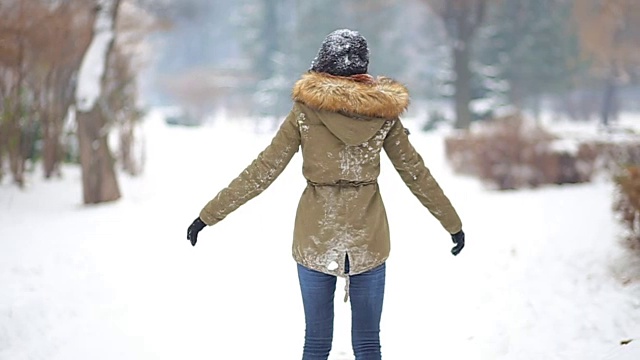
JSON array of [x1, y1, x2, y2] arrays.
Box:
[[297, 256, 386, 360]]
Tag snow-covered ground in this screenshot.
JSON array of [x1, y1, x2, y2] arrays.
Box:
[[1, 111, 640, 360]]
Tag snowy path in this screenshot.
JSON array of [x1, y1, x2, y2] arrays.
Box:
[[1, 113, 639, 359]]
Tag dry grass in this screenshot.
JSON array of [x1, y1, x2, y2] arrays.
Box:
[[614, 166, 640, 251]]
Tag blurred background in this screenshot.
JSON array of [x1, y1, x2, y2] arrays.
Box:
[[1, 0, 640, 359], [1, 0, 640, 197]]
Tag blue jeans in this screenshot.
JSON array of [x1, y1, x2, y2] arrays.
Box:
[[297, 257, 386, 360]]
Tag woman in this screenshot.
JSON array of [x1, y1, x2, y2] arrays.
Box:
[[187, 29, 465, 360]]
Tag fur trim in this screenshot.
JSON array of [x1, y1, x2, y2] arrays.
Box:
[[292, 72, 410, 119]]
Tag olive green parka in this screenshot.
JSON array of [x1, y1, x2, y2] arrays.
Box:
[[199, 71, 462, 277]]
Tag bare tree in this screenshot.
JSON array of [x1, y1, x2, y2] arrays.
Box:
[[35, 1, 95, 178], [75, 0, 122, 204], [1, 0, 154, 201], [574, 0, 640, 127], [0, 0, 46, 186], [107, 0, 158, 175], [424, 0, 488, 129], [0, 0, 96, 184]]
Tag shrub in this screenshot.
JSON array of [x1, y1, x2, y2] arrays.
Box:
[[614, 166, 640, 249], [444, 113, 599, 190]]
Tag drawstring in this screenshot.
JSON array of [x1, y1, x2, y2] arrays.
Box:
[[343, 275, 350, 303]]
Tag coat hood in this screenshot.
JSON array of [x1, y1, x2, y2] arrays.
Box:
[[292, 71, 410, 145]]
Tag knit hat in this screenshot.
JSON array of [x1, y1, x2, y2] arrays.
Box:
[[310, 29, 369, 77]]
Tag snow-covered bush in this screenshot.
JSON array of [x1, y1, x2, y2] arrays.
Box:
[[444, 113, 599, 190]]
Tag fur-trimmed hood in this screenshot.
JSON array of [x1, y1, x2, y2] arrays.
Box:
[[292, 72, 410, 119]]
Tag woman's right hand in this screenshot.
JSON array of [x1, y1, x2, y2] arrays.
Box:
[[451, 230, 465, 256]]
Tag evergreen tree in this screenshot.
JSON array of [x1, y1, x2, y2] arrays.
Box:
[[477, 0, 584, 113], [236, 0, 412, 117]]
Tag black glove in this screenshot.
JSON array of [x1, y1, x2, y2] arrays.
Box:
[[187, 217, 206, 246], [451, 230, 465, 256]]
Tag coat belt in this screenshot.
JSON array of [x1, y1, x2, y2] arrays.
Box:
[[307, 179, 377, 187]]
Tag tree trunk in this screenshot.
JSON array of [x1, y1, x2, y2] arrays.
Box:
[[8, 137, 25, 187], [42, 115, 63, 178], [77, 106, 120, 203], [453, 43, 473, 129], [0, 148, 4, 182], [119, 120, 140, 175], [438, 0, 486, 130], [9, 6, 26, 187], [42, 91, 61, 178], [75, 0, 122, 204], [42, 72, 59, 178], [600, 72, 617, 128]]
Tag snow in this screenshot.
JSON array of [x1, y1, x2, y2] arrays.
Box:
[[1, 111, 640, 359], [550, 138, 580, 155], [75, 0, 117, 112], [540, 111, 640, 144]]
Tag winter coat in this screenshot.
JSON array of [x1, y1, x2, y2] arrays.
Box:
[[199, 71, 462, 277]]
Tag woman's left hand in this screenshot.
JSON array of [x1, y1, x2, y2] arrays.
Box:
[[187, 217, 206, 246]]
